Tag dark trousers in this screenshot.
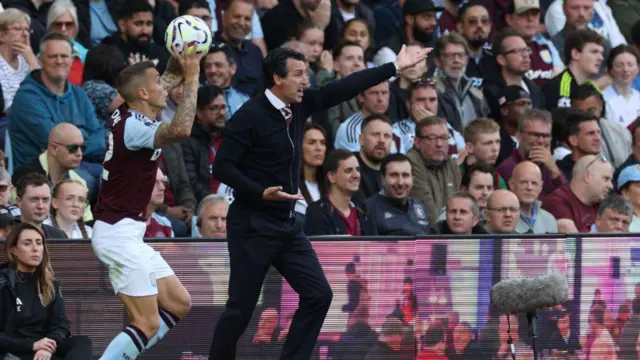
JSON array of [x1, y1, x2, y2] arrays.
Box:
[[10, 335, 93, 360], [209, 206, 333, 360]]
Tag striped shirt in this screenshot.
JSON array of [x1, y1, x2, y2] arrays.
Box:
[[0, 55, 29, 111]]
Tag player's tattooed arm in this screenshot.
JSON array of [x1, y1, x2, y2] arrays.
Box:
[[154, 79, 198, 148], [161, 56, 184, 92], [154, 45, 203, 148]]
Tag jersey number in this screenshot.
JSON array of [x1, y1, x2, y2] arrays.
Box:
[[101, 132, 162, 181]]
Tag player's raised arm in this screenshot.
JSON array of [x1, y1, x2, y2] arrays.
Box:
[[160, 56, 184, 92], [154, 44, 206, 148]]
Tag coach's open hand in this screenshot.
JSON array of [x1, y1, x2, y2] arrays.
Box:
[[396, 45, 432, 71], [263, 186, 304, 201]]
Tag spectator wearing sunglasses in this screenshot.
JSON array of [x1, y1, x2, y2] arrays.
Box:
[[12, 123, 94, 225]]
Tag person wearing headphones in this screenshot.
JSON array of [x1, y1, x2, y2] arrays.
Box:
[[191, 194, 230, 238]]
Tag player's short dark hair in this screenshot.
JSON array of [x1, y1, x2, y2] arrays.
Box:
[[415, 116, 448, 137], [361, 114, 392, 133], [16, 173, 51, 199], [564, 108, 599, 140], [564, 28, 605, 65], [332, 40, 362, 60], [207, 42, 236, 65], [179, 0, 210, 16], [461, 162, 498, 189], [263, 47, 306, 89], [457, 1, 490, 22], [82, 44, 128, 86], [491, 28, 524, 56], [115, 60, 156, 103], [197, 84, 224, 109], [119, 0, 153, 20], [380, 153, 411, 176]]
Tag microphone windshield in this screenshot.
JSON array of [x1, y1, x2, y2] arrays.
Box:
[[490, 273, 569, 314]]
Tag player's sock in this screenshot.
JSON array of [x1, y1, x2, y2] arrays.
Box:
[[145, 308, 181, 350], [100, 324, 148, 360]]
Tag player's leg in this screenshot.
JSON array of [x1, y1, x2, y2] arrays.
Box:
[[100, 293, 160, 359], [146, 249, 192, 350], [273, 230, 333, 360]]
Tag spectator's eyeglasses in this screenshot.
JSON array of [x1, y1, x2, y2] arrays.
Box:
[[585, 154, 606, 172], [0, 185, 9, 192], [208, 104, 229, 113], [52, 21, 75, 29], [502, 47, 532, 56], [465, 17, 491, 26], [55, 142, 86, 153], [487, 206, 520, 214]]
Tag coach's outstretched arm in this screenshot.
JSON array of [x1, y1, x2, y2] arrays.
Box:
[[302, 45, 431, 116], [154, 45, 207, 149]]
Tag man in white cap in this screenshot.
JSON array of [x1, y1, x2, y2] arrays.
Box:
[[618, 164, 640, 231]]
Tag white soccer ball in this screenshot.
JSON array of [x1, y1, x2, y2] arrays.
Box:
[[165, 15, 212, 56]]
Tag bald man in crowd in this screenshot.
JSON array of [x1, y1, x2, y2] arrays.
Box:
[[509, 161, 558, 234], [11, 122, 94, 222], [486, 190, 520, 234], [542, 155, 613, 233]]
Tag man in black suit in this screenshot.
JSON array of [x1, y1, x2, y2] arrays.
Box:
[[210, 45, 429, 359]]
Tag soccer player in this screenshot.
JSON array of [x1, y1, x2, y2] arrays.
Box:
[[91, 45, 204, 359]]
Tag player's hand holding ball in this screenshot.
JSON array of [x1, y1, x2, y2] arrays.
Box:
[[165, 15, 211, 81]]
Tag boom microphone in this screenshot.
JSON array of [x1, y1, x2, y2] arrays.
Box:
[[490, 273, 569, 360], [490, 273, 569, 315]]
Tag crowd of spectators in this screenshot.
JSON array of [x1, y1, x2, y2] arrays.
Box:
[[3, 0, 640, 357]]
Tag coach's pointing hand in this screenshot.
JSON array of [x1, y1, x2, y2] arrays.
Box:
[[263, 186, 304, 201], [396, 45, 432, 71]]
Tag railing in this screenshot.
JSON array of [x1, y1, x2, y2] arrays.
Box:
[[2, 234, 636, 359]]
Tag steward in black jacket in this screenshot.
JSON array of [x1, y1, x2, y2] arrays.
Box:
[[0, 264, 92, 359], [304, 198, 377, 236]]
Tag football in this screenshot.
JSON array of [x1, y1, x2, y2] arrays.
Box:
[[165, 15, 212, 56]]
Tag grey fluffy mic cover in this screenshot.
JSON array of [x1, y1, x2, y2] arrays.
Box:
[[490, 273, 569, 314]]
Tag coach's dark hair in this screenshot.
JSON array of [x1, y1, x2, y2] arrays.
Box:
[[119, 0, 153, 20], [491, 29, 523, 56], [361, 113, 392, 133], [564, 108, 599, 142], [82, 44, 128, 86], [380, 153, 411, 176], [570, 84, 605, 118], [322, 149, 356, 190], [16, 173, 51, 199], [115, 60, 156, 103], [263, 48, 306, 89], [179, 0, 210, 16], [564, 29, 605, 65], [197, 84, 224, 109], [332, 40, 362, 60], [461, 162, 499, 190]]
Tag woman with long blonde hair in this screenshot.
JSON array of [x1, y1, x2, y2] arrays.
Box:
[[44, 179, 92, 239], [0, 222, 92, 359]]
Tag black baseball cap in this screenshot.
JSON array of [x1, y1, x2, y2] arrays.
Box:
[[403, 0, 444, 16], [499, 85, 531, 107], [0, 206, 16, 229]]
